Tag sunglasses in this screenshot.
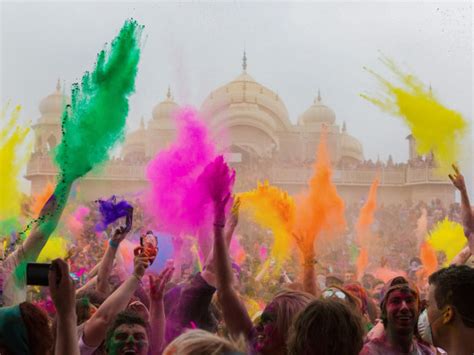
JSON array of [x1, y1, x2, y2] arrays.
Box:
[[321, 288, 348, 301]]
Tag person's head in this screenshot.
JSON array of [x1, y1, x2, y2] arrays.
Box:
[[287, 299, 364, 355], [163, 329, 247, 355], [361, 273, 375, 290], [0, 302, 53, 355], [254, 289, 314, 355], [76, 297, 98, 325], [321, 286, 361, 312], [325, 274, 344, 288], [409, 257, 422, 270], [344, 283, 369, 316], [371, 279, 385, 302], [420, 265, 474, 348], [105, 310, 151, 355], [380, 276, 420, 337]]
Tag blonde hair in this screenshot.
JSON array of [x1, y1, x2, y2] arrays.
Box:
[[163, 329, 247, 355]]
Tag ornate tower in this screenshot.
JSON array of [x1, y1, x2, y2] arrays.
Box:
[[26, 80, 70, 194]]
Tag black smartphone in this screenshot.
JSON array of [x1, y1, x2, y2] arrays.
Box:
[[26, 263, 51, 286]]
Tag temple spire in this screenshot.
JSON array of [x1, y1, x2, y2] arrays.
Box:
[[242, 50, 247, 72], [318, 89, 321, 101], [56, 78, 61, 92], [166, 85, 172, 100]]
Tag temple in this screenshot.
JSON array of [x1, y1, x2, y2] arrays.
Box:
[[26, 54, 454, 204]]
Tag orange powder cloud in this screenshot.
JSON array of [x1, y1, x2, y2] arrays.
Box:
[[293, 128, 346, 259]]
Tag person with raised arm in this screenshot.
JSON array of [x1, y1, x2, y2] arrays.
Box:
[[77, 251, 149, 355], [49, 258, 80, 355], [96, 208, 133, 295], [1, 181, 73, 306], [448, 164, 474, 253], [149, 266, 174, 355], [213, 191, 313, 355]]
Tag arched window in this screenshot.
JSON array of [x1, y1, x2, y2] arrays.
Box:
[[46, 135, 57, 151]]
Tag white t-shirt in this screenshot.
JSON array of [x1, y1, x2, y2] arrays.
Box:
[[77, 323, 100, 355]]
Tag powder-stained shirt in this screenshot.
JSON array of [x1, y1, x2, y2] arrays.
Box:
[[360, 333, 435, 355]]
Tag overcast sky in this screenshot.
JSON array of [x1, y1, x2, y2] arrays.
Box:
[[1, 1, 472, 189]]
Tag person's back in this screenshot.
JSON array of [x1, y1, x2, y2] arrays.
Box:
[[287, 299, 364, 355]]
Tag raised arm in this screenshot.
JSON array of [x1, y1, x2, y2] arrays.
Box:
[[149, 266, 174, 355], [293, 231, 318, 296], [81, 252, 149, 348], [449, 164, 474, 234], [22, 182, 73, 262], [49, 258, 79, 355], [214, 194, 254, 338], [449, 164, 474, 253], [96, 209, 132, 294]]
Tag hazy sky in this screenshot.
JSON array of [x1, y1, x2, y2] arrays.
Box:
[[1, 1, 472, 169]]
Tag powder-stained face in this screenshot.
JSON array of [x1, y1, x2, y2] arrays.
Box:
[[107, 324, 149, 355], [255, 302, 282, 354], [386, 289, 418, 335]]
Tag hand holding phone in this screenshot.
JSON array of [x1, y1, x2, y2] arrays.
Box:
[[27, 263, 61, 286]]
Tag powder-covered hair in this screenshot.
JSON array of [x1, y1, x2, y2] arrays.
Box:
[[163, 329, 247, 355]]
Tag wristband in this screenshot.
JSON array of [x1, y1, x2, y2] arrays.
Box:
[[109, 239, 120, 249], [213, 222, 225, 228]]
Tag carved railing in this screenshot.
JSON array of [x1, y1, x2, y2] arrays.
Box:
[[26, 155, 450, 185], [26, 155, 147, 180]]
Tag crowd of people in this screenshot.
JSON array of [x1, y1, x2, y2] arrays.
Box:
[[0, 165, 473, 355]]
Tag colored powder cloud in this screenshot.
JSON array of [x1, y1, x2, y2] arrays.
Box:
[[239, 181, 295, 269], [419, 241, 438, 276], [145, 107, 216, 236], [355, 178, 379, 278], [32, 183, 55, 218], [95, 196, 132, 232], [361, 56, 468, 173], [293, 129, 346, 258], [427, 218, 466, 265], [37, 235, 69, 262], [66, 205, 90, 238], [415, 208, 428, 247], [54, 19, 143, 184], [0, 104, 30, 220]]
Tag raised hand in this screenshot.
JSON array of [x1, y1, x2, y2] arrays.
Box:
[[149, 266, 174, 301], [48, 258, 75, 316], [229, 196, 241, 228], [448, 164, 467, 192], [133, 252, 150, 279]]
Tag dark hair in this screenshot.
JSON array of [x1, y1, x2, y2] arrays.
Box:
[[105, 310, 151, 351], [76, 289, 107, 307], [19, 302, 53, 355], [429, 265, 474, 328], [287, 299, 364, 355]]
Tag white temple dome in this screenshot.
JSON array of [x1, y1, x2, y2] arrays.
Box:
[[298, 91, 336, 126], [201, 53, 292, 132], [38, 80, 70, 117], [152, 87, 179, 121], [340, 123, 364, 161]]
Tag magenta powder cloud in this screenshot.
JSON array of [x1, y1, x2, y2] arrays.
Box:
[[145, 107, 217, 236]]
